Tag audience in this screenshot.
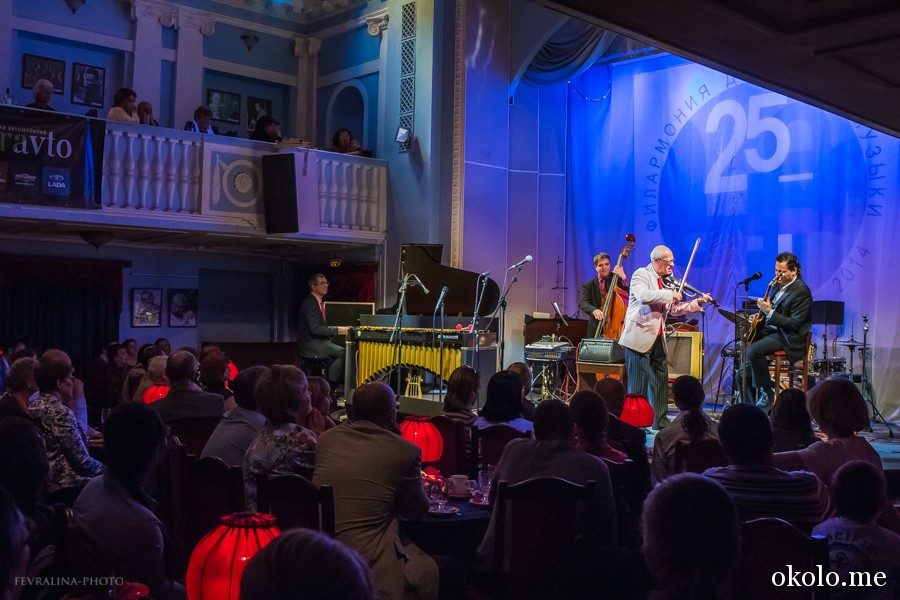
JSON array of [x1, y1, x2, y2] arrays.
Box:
[[107, 87, 139, 123], [313, 382, 438, 600], [137, 101, 159, 126], [506, 361, 535, 420], [642, 473, 740, 600], [123, 338, 139, 368], [28, 350, 102, 501], [651, 375, 718, 484], [0, 356, 38, 421], [702, 403, 830, 529], [198, 349, 234, 407], [812, 460, 900, 599], [473, 371, 533, 433], [770, 387, 818, 452], [570, 390, 628, 463], [201, 365, 268, 466], [440, 365, 480, 430], [0, 485, 31, 600], [184, 106, 214, 134], [73, 402, 185, 599], [240, 528, 374, 600], [592, 377, 651, 498], [25, 79, 54, 111], [305, 376, 336, 432], [138, 355, 169, 404], [155, 337, 172, 355], [249, 115, 282, 143], [124, 344, 165, 404], [327, 128, 361, 154], [242, 365, 317, 511], [150, 350, 226, 424]]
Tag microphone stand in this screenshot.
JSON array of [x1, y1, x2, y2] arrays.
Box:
[[468, 274, 490, 370], [860, 315, 892, 438], [388, 274, 411, 392], [736, 280, 751, 404], [485, 263, 526, 371], [433, 293, 446, 404]]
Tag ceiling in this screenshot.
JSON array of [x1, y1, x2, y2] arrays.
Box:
[[543, 0, 900, 138]]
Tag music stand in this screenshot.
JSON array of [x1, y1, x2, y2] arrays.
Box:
[[810, 300, 844, 379]]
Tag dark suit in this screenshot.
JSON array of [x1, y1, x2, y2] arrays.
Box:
[[297, 293, 344, 382], [745, 278, 812, 391], [150, 382, 225, 424], [578, 276, 629, 338]]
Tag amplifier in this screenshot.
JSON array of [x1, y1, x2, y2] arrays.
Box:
[[577, 338, 626, 364], [524, 347, 574, 362]]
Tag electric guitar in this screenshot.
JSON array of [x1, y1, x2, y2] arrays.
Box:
[[746, 272, 783, 345]]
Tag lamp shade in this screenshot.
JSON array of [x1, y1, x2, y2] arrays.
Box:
[[187, 512, 281, 600], [400, 416, 443, 462], [142, 383, 170, 404], [620, 394, 654, 428]]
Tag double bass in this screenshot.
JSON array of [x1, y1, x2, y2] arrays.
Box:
[[594, 233, 635, 338]]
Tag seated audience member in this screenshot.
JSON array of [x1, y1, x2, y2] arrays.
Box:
[[249, 115, 283, 143], [593, 377, 651, 493], [770, 388, 818, 452], [473, 371, 533, 433], [199, 349, 235, 408], [1, 485, 31, 600], [137, 355, 169, 404], [102, 342, 129, 406], [0, 357, 38, 421], [137, 101, 159, 126], [642, 473, 740, 600], [440, 365, 480, 431], [184, 106, 214, 134], [703, 403, 830, 528], [651, 375, 718, 484], [124, 344, 165, 404], [106, 87, 139, 123], [123, 338, 139, 368], [327, 128, 362, 155], [314, 382, 438, 600], [243, 366, 318, 511], [25, 79, 55, 111], [506, 361, 535, 420], [813, 461, 900, 600], [201, 366, 268, 466], [155, 338, 172, 356], [150, 351, 226, 424], [305, 376, 336, 432], [28, 350, 102, 501], [240, 528, 374, 600], [476, 399, 616, 569], [570, 390, 628, 463], [74, 403, 185, 600]]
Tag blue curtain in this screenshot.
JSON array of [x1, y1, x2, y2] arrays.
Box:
[[523, 20, 618, 87]]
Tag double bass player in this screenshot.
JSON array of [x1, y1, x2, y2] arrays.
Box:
[[579, 252, 630, 339]]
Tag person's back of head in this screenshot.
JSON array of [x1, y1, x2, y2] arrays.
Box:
[[718, 403, 773, 465], [33, 349, 71, 394], [0, 418, 48, 509], [480, 371, 523, 422], [231, 366, 270, 411], [240, 528, 373, 600], [506, 362, 531, 396], [104, 402, 167, 479], [592, 377, 627, 417], [165, 350, 197, 385], [146, 356, 168, 384], [770, 388, 813, 432], [306, 376, 332, 415], [806, 379, 869, 438], [532, 399, 574, 442], [350, 382, 395, 430], [831, 460, 886, 522], [6, 357, 38, 395], [139, 344, 165, 371], [642, 473, 740, 599], [443, 365, 479, 413], [569, 390, 609, 444], [254, 365, 307, 425], [0, 484, 30, 600], [672, 375, 710, 442], [199, 351, 230, 389]]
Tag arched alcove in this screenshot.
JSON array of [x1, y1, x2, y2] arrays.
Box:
[[325, 81, 368, 150]]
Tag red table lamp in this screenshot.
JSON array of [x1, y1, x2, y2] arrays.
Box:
[[400, 416, 444, 463], [142, 383, 170, 404], [620, 393, 654, 428], [187, 512, 281, 600]]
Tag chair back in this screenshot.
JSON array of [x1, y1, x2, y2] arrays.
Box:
[[494, 477, 597, 599], [733, 517, 829, 600], [772, 331, 814, 392], [156, 435, 191, 560], [256, 474, 335, 536], [473, 425, 531, 471], [673, 437, 728, 474], [167, 417, 219, 457], [430, 415, 470, 477], [187, 456, 245, 547]]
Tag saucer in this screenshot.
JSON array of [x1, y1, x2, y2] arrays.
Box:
[[428, 505, 460, 515], [447, 492, 471, 499], [469, 496, 490, 507]]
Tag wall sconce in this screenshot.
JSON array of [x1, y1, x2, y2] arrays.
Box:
[[64, 0, 86, 13], [395, 126, 411, 144], [79, 231, 114, 250], [240, 33, 260, 52]]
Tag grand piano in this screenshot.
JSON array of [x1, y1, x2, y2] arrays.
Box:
[[347, 244, 501, 401]]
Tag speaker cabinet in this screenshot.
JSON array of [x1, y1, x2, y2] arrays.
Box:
[[261, 153, 319, 234], [667, 331, 702, 379]]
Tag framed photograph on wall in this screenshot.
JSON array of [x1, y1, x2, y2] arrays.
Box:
[[168, 289, 198, 327], [247, 97, 272, 132], [21, 54, 65, 94], [207, 88, 241, 124], [131, 288, 162, 328], [71, 63, 105, 107]]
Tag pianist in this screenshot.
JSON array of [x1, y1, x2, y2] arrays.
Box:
[[298, 274, 348, 388]]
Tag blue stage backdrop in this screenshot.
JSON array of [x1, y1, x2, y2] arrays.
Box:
[[567, 54, 900, 418]]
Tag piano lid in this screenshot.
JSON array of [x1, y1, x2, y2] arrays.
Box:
[[384, 244, 501, 319]]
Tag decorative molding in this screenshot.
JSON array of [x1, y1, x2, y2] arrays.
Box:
[[294, 36, 322, 59], [366, 13, 389, 37], [449, 0, 466, 269], [317, 59, 379, 88], [316, 7, 388, 40], [11, 15, 134, 52], [203, 57, 296, 85]]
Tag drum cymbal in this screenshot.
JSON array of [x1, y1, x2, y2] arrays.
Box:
[[717, 308, 749, 326], [835, 339, 862, 347]]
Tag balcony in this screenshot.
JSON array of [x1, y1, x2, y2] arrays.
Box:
[[0, 114, 387, 255]]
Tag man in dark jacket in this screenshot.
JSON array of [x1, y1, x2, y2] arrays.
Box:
[[297, 274, 348, 384]]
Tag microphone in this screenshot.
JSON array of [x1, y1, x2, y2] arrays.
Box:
[[479, 271, 491, 277], [435, 286, 449, 309], [508, 255, 533, 270], [551, 301, 569, 326], [738, 272, 763, 286], [411, 274, 429, 294]]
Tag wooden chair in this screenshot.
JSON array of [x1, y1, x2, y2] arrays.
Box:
[[770, 332, 814, 392], [493, 477, 598, 599], [256, 474, 335, 536], [732, 517, 829, 600], [673, 437, 728, 474], [167, 417, 220, 457], [430, 415, 471, 477], [186, 456, 245, 548], [156, 436, 191, 561], [472, 425, 531, 472]]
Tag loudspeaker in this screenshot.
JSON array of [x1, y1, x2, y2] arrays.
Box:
[[261, 153, 319, 234], [578, 338, 626, 364], [667, 331, 702, 379]]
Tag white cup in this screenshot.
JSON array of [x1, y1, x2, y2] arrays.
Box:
[[446, 474, 476, 496]]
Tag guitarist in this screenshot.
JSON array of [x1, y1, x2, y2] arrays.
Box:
[[578, 252, 630, 338], [745, 252, 812, 409]]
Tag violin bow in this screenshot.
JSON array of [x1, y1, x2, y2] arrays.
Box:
[[678, 237, 701, 296]]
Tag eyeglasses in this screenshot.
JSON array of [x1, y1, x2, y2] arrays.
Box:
[[655, 257, 675, 266]]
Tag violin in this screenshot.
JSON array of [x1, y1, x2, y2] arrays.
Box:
[[595, 233, 635, 338], [663, 275, 718, 307]]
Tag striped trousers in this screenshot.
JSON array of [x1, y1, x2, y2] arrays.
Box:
[[624, 335, 670, 429]]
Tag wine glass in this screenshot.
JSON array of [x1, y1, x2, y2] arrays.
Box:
[[433, 480, 449, 512]]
